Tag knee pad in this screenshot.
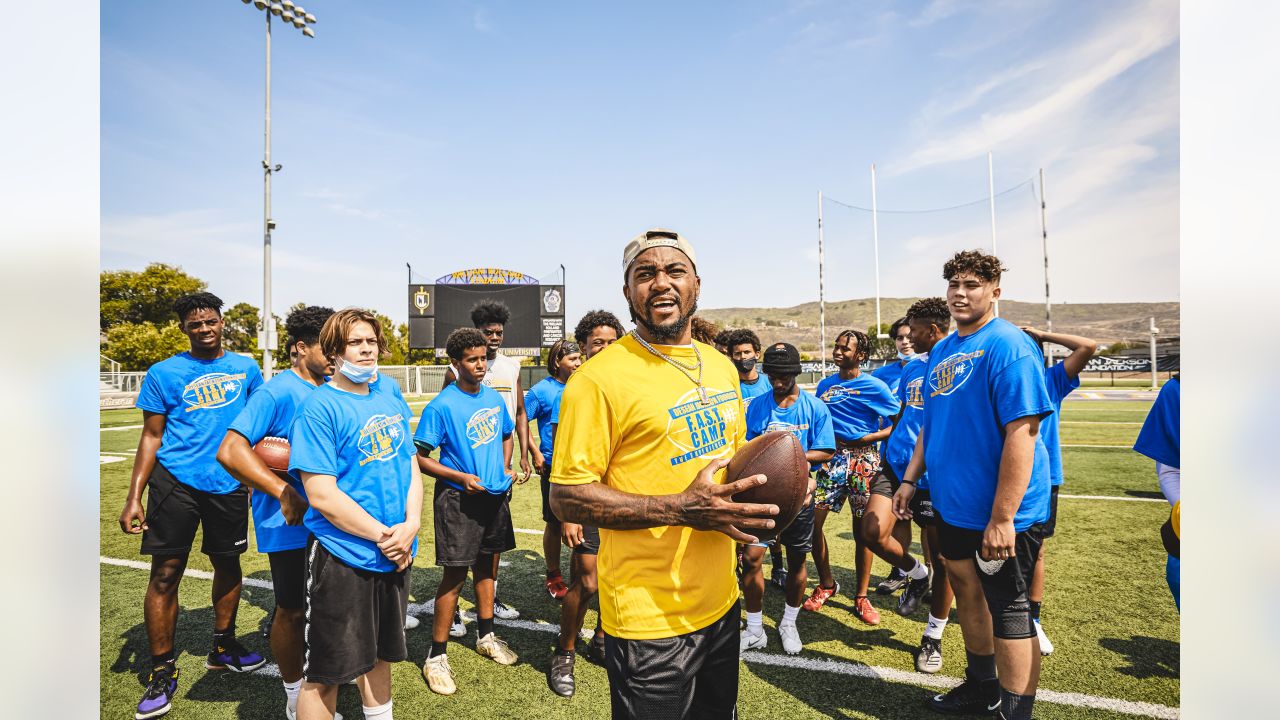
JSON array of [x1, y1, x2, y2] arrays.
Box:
[[985, 594, 1035, 640]]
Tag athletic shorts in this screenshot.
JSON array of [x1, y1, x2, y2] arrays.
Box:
[[871, 463, 900, 499], [433, 482, 516, 567], [749, 499, 815, 553], [539, 467, 559, 524], [936, 511, 1044, 638], [268, 547, 307, 610], [574, 524, 600, 556], [909, 488, 936, 527], [605, 602, 740, 720], [1041, 486, 1061, 538], [815, 447, 881, 517], [302, 539, 408, 685], [141, 463, 248, 557]]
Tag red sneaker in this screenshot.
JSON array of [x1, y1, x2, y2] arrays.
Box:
[[852, 595, 881, 625], [546, 573, 568, 600], [802, 581, 841, 612]]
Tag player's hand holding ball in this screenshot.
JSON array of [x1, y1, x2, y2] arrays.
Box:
[[677, 456, 779, 544]]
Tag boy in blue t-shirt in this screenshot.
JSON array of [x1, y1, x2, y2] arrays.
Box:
[[216, 305, 332, 716], [526, 339, 583, 600], [726, 328, 772, 410], [896, 251, 1052, 720], [1019, 326, 1097, 656], [871, 317, 916, 396], [288, 308, 421, 719], [416, 328, 519, 694], [1134, 376, 1180, 610], [117, 292, 264, 720], [738, 343, 834, 657]]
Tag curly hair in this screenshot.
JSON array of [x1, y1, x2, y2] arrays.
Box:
[[173, 292, 223, 323], [470, 301, 511, 328], [835, 328, 871, 361], [573, 309, 625, 346], [943, 249, 1006, 283], [285, 305, 335, 347], [319, 308, 387, 361], [905, 297, 951, 330], [690, 316, 721, 345], [446, 327, 489, 361], [724, 328, 761, 353], [889, 316, 910, 340], [713, 329, 731, 348]]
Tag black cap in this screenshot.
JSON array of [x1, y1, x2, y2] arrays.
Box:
[[761, 342, 802, 375]]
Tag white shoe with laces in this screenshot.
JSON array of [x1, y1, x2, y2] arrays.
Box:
[[740, 627, 767, 652], [778, 622, 803, 655]]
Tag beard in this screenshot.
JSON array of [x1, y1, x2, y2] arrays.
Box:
[[631, 296, 699, 343]]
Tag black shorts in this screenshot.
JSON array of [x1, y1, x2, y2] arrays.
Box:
[[540, 467, 559, 524], [574, 524, 600, 556], [910, 488, 936, 527], [141, 463, 249, 557], [433, 482, 516, 567], [605, 602, 740, 720], [302, 538, 408, 685], [936, 511, 1044, 639], [1041, 486, 1061, 538], [268, 548, 307, 610], [775, 500, 815, 553], [870, 464, 899, 499]]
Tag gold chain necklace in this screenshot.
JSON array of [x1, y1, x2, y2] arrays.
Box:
[[630, 331, 711, 406]]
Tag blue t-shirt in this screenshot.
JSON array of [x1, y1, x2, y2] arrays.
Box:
[[1041, 362, 1081, 487], [872, 359, 911, 396], [884, 354, 930, 489], [744, 390, 836, 458], [1133, 377, 1180, 468], [414, 384, 515, 494], [288, 383, 417, 573], [921, 318, 1053, 532], [815, 373, 900, 443], [136, 351, 264, 494], [524, 377, 565, 465], [227, 369, 317, 553], [739, 373, 772, 411]]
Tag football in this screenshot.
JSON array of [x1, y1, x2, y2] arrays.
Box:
[[726, 431, 810, 542], [253, 436, 291, 477]]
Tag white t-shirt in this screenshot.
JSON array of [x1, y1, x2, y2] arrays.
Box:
[[483, 351, 521, 421]]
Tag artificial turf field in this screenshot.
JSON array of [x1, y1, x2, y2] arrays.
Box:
[[99, 394, 1179, 719]]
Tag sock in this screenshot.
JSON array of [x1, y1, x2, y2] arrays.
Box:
[[362, 699, 393, 720], [152, 650, 176, 668], [212, 627, 234, 651], [429, 640, 448, 658], [283, 679, 301, 711], [924, 614, 949, 640], [781, 604, 801, 626], [907, 559, 929, 580], [555, 648, 574, 658], [965, 650, 997, 682], [1029, 600, 1042, 622], [745, 611, 764, 633], [478, 617, 495, 638], [1000, 688, 1036, 720], [547, 568, 561, 579]]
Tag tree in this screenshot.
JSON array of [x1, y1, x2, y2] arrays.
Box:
[[100, 263, 207, 330], [866, 323, 896, 360], [104, 322, 190, 371], [223, 302, 261, 355]]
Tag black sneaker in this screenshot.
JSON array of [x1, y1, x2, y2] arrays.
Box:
[[770, 565, 788, 590], [586, 631, 607, 665], [206, 635, 266, 672], [926, 677, 999, 715], [875, 567, 909, 595], [896, 572, 931, 617], [547, 651, 576, 697], [135, 664, 179, 719]]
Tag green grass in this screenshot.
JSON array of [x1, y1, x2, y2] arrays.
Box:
[[99, 401, 1178, 718]]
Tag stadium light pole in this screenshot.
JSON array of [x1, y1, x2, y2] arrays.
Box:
[[1039, 167, 1053, 357], [870, 164, 887, 339], [817, 190, 828, 376], [239, 0, 317, 379], [1149, 317, 1159, 389]]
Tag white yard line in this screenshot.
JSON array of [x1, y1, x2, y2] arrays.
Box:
[[101, 424, 143, 432], [1060, 421, 1143, 426], [1062, 443, 1132, 449], [1059, 494, 1165, 503], [100, 556, 1178, 719]]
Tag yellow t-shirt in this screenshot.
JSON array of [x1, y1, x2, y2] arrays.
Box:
[[1171, 500, 1180, 538], [550, 334, 746, 640]]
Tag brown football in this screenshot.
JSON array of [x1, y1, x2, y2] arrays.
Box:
[[726, 431, 809, 542], [253, 436, 291, 477]]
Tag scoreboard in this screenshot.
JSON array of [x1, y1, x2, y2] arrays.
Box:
[[408, 268, 565, 356]]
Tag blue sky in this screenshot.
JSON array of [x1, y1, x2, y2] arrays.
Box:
[[102, 0, 1178, 327]]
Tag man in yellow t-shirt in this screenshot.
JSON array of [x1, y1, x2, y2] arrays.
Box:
[[550, 228, 780, 719]]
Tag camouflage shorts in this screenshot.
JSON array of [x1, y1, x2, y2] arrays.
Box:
[[815, 447, 882, 517]]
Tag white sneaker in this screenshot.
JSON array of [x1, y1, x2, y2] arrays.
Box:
[[778, 622, 803, 655], [404, 614, 420, 630], [423, 654, 457, 695], [460, 608, 477, 622], [420, 598, 435, 614], [1035, 620, 1054, 656], [740, 627, 767, 652], [450, 610, 467, 638], [493, 598, 521, 620], [579, 626, 595, 643], [476, 632, 519, 665]]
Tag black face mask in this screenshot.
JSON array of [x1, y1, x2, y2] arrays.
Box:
[[733, 357, 757, 374]]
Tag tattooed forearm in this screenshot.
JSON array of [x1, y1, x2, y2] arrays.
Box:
[[549, 482, 684, 530]]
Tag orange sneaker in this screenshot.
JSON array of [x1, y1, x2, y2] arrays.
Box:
[[545, 572, 569, 600], [802, 581, 840, 612], [852, 595, 881, 625]]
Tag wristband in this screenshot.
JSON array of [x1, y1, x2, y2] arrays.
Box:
[[901, 479, 916, 486]]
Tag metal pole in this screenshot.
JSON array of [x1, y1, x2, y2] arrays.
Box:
[[818, 190, 827, 376], [988, 151, 999, 318], [871, 164, 885, 338], [261, 11, 274, 379], [407, 262, 412, 285], [1039, 168, 1052, 357], [1149, 317, 1159, 389]]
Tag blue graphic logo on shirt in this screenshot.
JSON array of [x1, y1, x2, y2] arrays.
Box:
[[465, 406, 504, 449], [665, 388, 740, 466], [819, 385, 864, 404], [181, 372, 248, 412], [357, 413, 405, 466], [905, 377, 924, 408], [929, 350, 985, 397]]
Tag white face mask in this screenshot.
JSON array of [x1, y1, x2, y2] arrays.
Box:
[[338, 358, 377, 384], [897, 351, 915, 361]]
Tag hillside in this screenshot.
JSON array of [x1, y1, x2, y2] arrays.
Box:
[[698, 297, 1179, 353]]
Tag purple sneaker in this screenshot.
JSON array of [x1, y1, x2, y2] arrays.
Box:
[[206, 635, 266, 672], [135, 665, 178, 719]]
